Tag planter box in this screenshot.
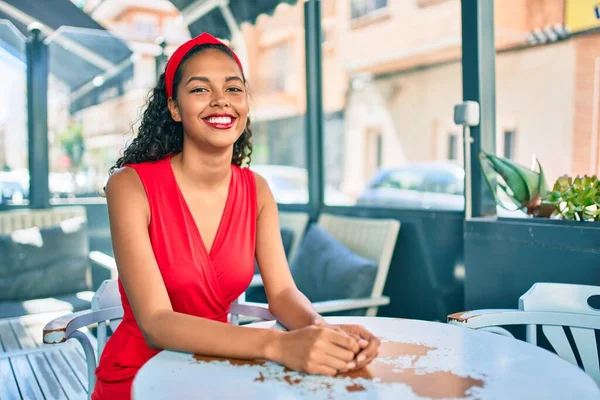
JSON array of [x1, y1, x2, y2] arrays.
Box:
[[464, 216, 600, 311]]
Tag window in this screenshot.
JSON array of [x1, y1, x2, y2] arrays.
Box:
[[132, 14, 158, 40], [272, 42, 290, 92], [448, 133, 458, 160], [351, 0, 388, 20], [47, 27, 141, 202], [323, 0, 463, 209], [243, 3, 308, 204], [503, 130, 515, 160], [495, 1, 598, 185], [364, 128, 383, 181], [0, 21, 28, 206], [417, 0, 452, 8]]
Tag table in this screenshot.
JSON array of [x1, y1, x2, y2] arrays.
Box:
[[0, 311, 96, 400], [133, 316, 600, 399]]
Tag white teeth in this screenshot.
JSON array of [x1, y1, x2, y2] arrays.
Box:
[[207, 116, 232, 124]]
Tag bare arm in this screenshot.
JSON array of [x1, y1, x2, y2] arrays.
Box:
[[253, 173, 325, 330], [106, 168, 280, 360]]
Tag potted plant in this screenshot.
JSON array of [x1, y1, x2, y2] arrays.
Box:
[[479, 152, 600, 221], [463, 152, 600, 315]]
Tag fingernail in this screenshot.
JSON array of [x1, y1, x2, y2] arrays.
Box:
[[359, 339, 369, 347], [347, 362, 356, 369], [357, 354, 365, 363]]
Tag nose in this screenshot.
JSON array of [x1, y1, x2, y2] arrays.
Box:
[[210, 90, 229, 108]]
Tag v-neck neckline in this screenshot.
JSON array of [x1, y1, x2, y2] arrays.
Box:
[[166, 154, 234, 258]]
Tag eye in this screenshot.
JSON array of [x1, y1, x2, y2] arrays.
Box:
[[227, 87, 243, 92], [190, 87, 207, 93]]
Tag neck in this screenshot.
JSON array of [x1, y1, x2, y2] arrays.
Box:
[[173, 143, 233, 190]]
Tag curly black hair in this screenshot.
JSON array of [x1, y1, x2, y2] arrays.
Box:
[[109, 43, 253, 176]]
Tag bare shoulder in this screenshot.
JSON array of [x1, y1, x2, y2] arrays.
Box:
[[105, 166, 149, 220], [105, 166, 144, 197]]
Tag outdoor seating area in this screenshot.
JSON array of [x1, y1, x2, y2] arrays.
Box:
[[0, 0, 599, 399]]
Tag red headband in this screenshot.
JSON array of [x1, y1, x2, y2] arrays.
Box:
[[164, 32, 244, 98]]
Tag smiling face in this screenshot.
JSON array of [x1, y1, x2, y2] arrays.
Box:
[[167, 47, 249, 150]]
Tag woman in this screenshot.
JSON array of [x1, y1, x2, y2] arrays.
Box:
[[93, 33, 380, 399]]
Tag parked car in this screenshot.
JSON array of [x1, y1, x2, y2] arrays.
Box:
[[250, 165, 354, 206], [0, 172, 27, 205], [356, 161, 526, 217]]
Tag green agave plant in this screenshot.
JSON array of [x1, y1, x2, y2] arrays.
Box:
[[545, 175, 600, 222], [479, 151, 551, 216]]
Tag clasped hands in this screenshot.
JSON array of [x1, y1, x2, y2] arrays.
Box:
[[271, 320, 380, 377]]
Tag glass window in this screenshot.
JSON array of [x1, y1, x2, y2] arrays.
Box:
[[503, 130, 515, 160], [47, 26, 141, 201], [0, 21, 28, 206], [243, 3, 308, 204], [448, 133, 458, 161], [351, 0, 389, 20], [496, 1, 600, 188], [323, 0, 464, 210]]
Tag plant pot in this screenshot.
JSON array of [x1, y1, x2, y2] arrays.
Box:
[[463, 217, 600, 312]]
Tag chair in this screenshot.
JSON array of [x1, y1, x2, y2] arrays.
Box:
[[234, 214, 400, 323], [314, 213, 400, 316], [43, 279, 275, 399], [448, 282, 600, 385], [0, 206, 117, 319], [246, 210, 310, 289], [278, 211, 310, 261]]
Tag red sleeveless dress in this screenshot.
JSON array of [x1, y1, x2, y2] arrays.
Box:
[[92, 154, 257, 400]]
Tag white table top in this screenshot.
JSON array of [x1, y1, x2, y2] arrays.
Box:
[[133, 317, 600, 400]]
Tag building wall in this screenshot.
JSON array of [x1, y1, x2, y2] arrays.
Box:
[[572, 33, 600, 177], [341, 40, 575, 196]]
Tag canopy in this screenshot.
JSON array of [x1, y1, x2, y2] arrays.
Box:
[[0, 0, 133, 113], [169, 0, 299, 39]]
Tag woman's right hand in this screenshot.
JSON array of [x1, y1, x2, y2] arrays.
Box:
[[266, 324, 361, 376]]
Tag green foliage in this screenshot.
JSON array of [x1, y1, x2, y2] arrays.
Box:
[[479, 151, 548, 213], [545, 175, 600, 222], [57, 123, 85, 168]]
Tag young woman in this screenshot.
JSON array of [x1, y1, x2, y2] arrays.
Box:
[[93, 33, 380, 400]]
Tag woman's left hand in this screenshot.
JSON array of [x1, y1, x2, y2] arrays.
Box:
[[329, 324, 380, 371]]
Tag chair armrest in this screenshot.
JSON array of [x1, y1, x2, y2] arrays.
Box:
[[312, 296, 390, 314], [43, 306, 124, 344], [448, 309, 600, 330], [230, 301, 276, 321]]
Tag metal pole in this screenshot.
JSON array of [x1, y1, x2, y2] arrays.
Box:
[[304, 0, 324, 220], [461, 0, 497, 217], [26, 24, 49, 208]]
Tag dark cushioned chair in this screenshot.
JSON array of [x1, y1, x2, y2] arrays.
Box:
[[0, 217, 116, 319]]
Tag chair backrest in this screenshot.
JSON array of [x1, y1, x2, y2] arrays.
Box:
[[317, 213, 400, 301], [0, 206, 86, 235], [519, 282, 600, 384], [278, 211, 310, 261], [92, 280, 123, 361]]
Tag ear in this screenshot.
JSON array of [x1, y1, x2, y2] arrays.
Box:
[[167, 97, 182, 122]]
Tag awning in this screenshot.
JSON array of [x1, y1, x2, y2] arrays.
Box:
[[169, 0, 299, 40], [0, 0, 134, 114]]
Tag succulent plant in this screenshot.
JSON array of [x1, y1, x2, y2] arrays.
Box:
[[479, 151, 551, 216], [545, 175, 600, 221]]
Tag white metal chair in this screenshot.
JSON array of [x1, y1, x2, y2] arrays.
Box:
[[43, 279, 275, 399], [234, 214, 400, 323], [448, 282, 600, 385]]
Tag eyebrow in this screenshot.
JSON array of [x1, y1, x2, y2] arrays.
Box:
[[185, 76, 244, 85]]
